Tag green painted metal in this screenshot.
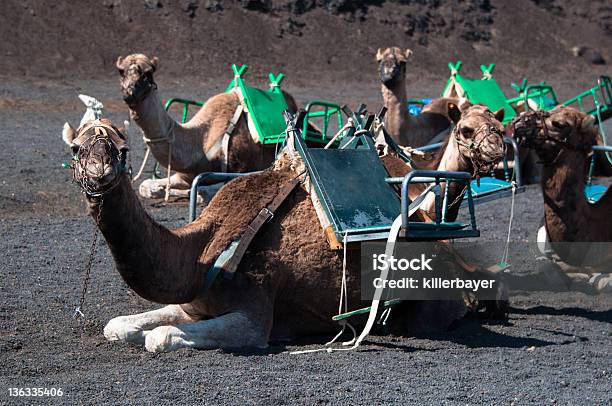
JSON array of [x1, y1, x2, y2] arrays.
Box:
[[164, 98, 205, 124], [302, 100, 344, 142], [332, 299, 401, 321], [295, 131, 401, 242]]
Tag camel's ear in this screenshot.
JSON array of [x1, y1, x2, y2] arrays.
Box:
[[493, 108, 505, 123], [376, 48, 384, 61], [404, 49, 413, 60], [581, 114, 596, 132], [458, 97, 472, 112], [115, 56, 125, 72], [149, 56, 159, 72], [448, 103, 462, 124], [62, 122, 77, 146]]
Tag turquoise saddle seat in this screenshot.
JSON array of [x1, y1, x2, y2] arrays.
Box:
[[584, 184, 608, 203]]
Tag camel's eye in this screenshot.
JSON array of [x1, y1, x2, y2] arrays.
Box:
[[71, 144, 80, 155], [552, 120, 567, 129], [461, 126, 474, 137]]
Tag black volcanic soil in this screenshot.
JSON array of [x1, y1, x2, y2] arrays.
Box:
[[1, 1, 611, 404], [1, 0, 610, 85]]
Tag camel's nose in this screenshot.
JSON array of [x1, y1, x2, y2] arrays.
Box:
[[85, 160, 113, 180], [379, 61, 400, 85]]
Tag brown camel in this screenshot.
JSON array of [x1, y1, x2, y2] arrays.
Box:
[[110, 54, 299, 199], [376, 47, 454, 147], [63, 113, 505, 353], [510, 107, 612, 271], [382, 101, 506, 222]]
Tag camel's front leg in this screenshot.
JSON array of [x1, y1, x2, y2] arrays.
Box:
[[138, 172, 193, 199], [144, 312, 268, 353], [104, 305, 196, 345]]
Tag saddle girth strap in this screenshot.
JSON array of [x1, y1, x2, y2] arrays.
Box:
[[221, 177, 301, 279]]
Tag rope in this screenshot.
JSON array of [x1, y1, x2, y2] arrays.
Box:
[[500, 181, 517, 266], [164, 143, 172, 202], [132, 147, 150, 181], [290, 232, 357, 355]]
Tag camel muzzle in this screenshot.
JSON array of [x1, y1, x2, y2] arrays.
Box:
[[123, 74, 156, 107], [71, 122, 130, 197], [379, 62, 402, 86]]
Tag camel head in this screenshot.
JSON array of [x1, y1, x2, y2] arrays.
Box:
[[63, 119, 129, 196], [448, 100, 506, 174], [376, 47, 412, 87], [116, 54, 159, 107], [509, 106, 597, 165]]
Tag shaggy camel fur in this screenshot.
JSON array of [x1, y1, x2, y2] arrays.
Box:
[[64, 116, 506, 352], [383, 101, 506, 221], [376, 47, 454, 147], [510, 107, 612, 278], [114, 54, 299, 199]]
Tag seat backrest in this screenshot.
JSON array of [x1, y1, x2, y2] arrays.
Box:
[[240, 84, 289, 144], [442, 62, 517, 124]]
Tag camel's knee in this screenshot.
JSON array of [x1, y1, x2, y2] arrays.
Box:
[[103, 316, 146, 344]]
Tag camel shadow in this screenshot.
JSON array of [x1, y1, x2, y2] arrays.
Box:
[[226, 317, 554, 356], [511, 305, 612, 323]]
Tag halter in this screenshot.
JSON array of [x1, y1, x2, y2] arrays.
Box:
[[511, 110, 592, 166], [453, 118, 506, 174], [123, 63, 157, 107], [71, 121, 129, 197]]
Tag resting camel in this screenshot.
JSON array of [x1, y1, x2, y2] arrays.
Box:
[[111, 54, 299, 199], [376, 47, 454, 147], [63, 106, 506, 353], [382, 100, 506, 222], [509, 107, 612, 290]]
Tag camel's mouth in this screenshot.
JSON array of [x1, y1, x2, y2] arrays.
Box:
[[379, 60, 404, 86], [73, 138, 127, 196], [70, 122, 130, 197], [120, 68, 156, 107]]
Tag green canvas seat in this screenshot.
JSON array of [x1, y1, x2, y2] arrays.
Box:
[[442, 62, 517, 124]]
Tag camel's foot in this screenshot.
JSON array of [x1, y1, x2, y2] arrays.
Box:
[[589, 273, 612, 293], [104, 305, 196, 346], [143, 312, 268, 353], [104, 316, 147, 344]]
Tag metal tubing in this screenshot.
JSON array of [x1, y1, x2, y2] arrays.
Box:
[[189, 172, 260, 222], [400, 170, 471, 229]]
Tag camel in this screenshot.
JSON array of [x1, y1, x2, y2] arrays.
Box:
[[509, 106, 612, 290], [376, 47, 454, 147], [63, 108, 506, 353], [111, 54, 300, 199], [381, 100, 506, 222]]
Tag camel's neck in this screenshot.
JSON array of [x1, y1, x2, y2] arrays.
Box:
[[130, 89, 206, 173], [88, 176, 210, 303], [540, 152, 605, 242], [382, 81, 411, 143], [421, 136, 472, 221]]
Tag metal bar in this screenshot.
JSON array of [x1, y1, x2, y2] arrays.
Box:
[[415, 142, 444, 152], [189, 172, 260, 222], [400, 170, 472, 229]]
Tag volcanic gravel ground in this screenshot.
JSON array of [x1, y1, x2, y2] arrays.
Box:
[[0, 80, 611, 405]]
